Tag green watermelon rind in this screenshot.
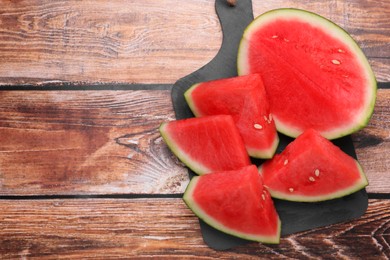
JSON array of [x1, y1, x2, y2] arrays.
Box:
[[247, 135, 279, 159], [184, 83, 202, 117], [184, 83, 280, 159], [258, 161, 368, 202], [237, 8, 377, 140], [159, 122, 212, 175], [183, 175, 282, 244]]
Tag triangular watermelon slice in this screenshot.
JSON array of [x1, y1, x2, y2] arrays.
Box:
[[184, 74, 279, 159], [237, 8, 376, 139], [183, 165, 281, 243], [159, 115, 251, 175], [259, 129, 368, 202]]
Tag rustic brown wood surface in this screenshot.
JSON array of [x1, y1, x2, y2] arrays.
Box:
[[0, 0, 389, 85], [0, 0, 389, 258], [0, 89, 388, 195], [0, 90, 189, 195], [0, 199, 389, 259]]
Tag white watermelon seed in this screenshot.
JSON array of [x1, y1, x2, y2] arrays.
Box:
[[289, 188, 294, 193], [264, 114, 272, 124], [332, 59, 341, 65], [262, 194, 266, 200], [254, 123, 263, 129], [284, 159, 289, 166], [315, 169, 320, 177], [338, 49, 345, 53], [272, 35, 278, 39], [309, 176, 315, 182]]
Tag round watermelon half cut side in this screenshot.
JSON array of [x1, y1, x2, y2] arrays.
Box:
[[183, 165, 281, 243], [184, 74, 279, 159], [159, 115, 251, 175], [237, 8, 377, 139], [259, 129, 368, 202]]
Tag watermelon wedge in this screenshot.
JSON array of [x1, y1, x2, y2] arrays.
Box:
[[259, 129, 368, 202], [184, 74, 279, 159], [183, 165, 281, 243], [159, 115, 251, 175], [237, 8, 376, 139]]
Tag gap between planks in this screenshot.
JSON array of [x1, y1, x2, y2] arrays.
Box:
[[0, 82, 388, 90], [1, 192, 390, 200]]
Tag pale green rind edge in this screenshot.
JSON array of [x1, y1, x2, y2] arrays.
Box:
[[184, 83, 202, 117], [259, 161, 368, 202], [237, 8, 377, 140], [183, 176, 281, 244], [159, 122, 211, 175], [247, 133, 280, 159]]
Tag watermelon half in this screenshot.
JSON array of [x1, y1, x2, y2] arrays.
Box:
[[159, 115, 251, 175], [237, 8, 376, 139], [183, 165, 281, 243], [185, 74, 279, 159], [259, 129, 368, 202]]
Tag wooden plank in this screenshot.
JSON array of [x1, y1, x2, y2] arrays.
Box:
[[370, 59, 390, 83], [0, 90, 188, 195], [0, 89, 388, 195], [0, 0, 220, 85], [0, 0, 388, 85], [0, 198, 389, 258], [353, 89, 390, 194]]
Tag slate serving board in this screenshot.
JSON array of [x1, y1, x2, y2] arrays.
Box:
[[171, 0, 368, 250]]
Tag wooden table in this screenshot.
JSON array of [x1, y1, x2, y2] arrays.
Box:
[[0, 0, 389, 258]]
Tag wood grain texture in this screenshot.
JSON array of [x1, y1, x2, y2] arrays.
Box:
[[0, 0, 220, 85], [0, 198, 389, 259], [353, 89, 390, 194], [0, 0, 388, 85], [0, 90, 188, 195], [0, 89, 388, 195]]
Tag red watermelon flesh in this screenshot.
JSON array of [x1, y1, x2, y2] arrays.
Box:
[[185, 74, 279, 159], [183, 165, 281, 243], [238, 8, 376, 139], [259, 129, 368, 202], [159, 115, 251, 175]]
